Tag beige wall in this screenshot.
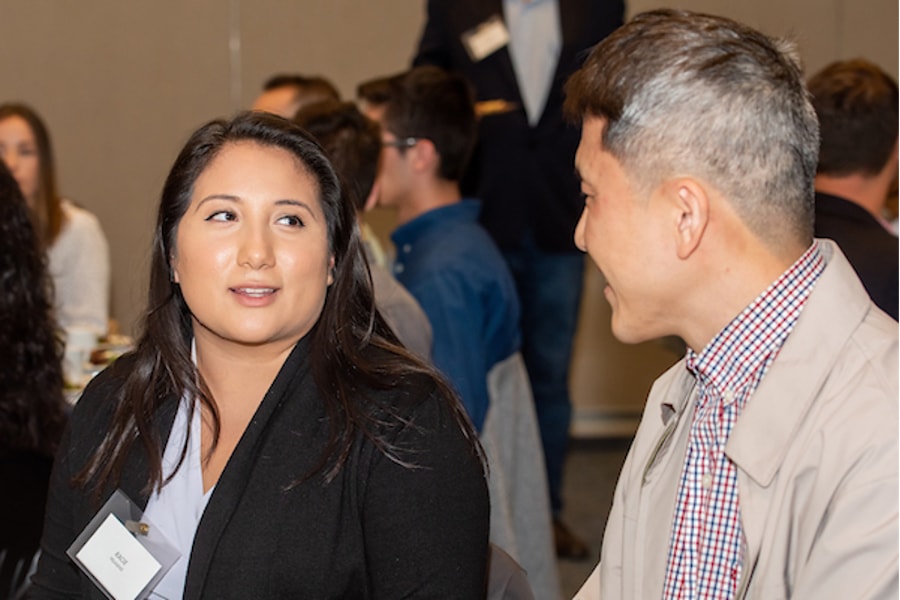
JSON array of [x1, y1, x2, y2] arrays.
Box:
[[1, 0, 426, 336], [1, 1, 896, 435], [628, 0, 898, 80]]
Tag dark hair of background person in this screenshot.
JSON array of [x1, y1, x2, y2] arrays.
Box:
[[294, 99, 382, 212], [0, 159, 66, 457], [808, 58, 899, 177], [379, 66, 478, 182], [0, 103, 64, 248], [262, 73, 341, 103], [357, 74, 399, 108], [74, 111, 480, 496]]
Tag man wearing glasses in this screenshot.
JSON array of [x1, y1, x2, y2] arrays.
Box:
[[360, 65, 560, 599]]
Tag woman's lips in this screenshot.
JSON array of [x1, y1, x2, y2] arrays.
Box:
[[232, 286, 276, 297], [230, 286, 278, 305]]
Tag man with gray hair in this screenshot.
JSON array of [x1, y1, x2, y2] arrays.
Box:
[[566, 9, 898, 599]]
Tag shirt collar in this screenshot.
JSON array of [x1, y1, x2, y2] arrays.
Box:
[[390, 199, 480, 248], [685, 241, 825, 400]]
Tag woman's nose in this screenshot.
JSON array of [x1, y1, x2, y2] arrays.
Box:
[[238, 228, 275, 269], [1, 149, 16, 171]]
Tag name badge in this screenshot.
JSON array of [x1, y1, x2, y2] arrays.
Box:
[[75, 514, 161, 599], [461, 15, 509, 62], [68, 490, 180, 600]]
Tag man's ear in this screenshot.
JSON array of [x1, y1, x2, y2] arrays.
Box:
[[668, 178, 709, 260], [411, 138, 439, 174]]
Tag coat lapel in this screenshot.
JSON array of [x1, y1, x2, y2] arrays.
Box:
[[554, 0, 580, 82], [481, 0, 521, 100], [727, 242, 871, 593], [538, 0, 578, 127], [182, 337, 313, 599], [634, 368, 695, 599]]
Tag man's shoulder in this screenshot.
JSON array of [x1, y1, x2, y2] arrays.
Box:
[[832, 307, 898, 400], [409, 218, 508, 275], [777, 252, 898, 434], [814, 193, 897, 246]]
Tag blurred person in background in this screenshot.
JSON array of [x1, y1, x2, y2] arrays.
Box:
[[294, 99, 433, 358], [0, 103, 110, 338], [808, 58, 899, 319], [411, 0, 625, 557], [0, 159, 67, 598], [366, 65, 560, 599], [252, 73, 341, 119]]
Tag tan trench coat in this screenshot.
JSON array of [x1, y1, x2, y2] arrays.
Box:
[[576, 241, 898, 600]]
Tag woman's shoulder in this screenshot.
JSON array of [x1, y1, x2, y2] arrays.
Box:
[[60, 199, 102, 228], [350, 361, 483, 492], [56, 199, 108, 247], [360, 364, 472, 451], [363, 368, 438, 412]]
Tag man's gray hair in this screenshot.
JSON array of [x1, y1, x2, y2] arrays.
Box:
[[565, 9, 819, 246]]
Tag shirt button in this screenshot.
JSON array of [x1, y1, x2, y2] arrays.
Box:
[[394, 263, 405, 275], [402, 243, 412, 253], [724, 389, 735, 404], [702, 473, 713, 489]]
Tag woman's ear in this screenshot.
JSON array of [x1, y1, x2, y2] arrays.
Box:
[[170, 255, 180, 283], [327, 255, 335, 286]]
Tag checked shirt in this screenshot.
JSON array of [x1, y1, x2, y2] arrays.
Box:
[[662, 242, 825, 599]]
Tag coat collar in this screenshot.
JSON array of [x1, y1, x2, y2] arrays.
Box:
[[726, 241, 871, 486]]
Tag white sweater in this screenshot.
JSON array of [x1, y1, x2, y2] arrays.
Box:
[[48, 199, 110, 335]]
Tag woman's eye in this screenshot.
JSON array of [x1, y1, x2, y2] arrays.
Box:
[[206, 210, 235, 222], [277, 215, 304, 227]]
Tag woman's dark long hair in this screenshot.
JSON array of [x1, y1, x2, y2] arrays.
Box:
[[0, 103, 64, 248], [76, 111, 480, 495], [0, 160, 66, 456]]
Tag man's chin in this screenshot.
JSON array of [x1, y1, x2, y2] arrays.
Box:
[[610, 313, 657, 346]]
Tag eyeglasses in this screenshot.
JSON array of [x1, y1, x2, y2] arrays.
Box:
[[381, 137, 419, 149]]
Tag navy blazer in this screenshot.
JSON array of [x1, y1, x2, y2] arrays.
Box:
[[413, 0, 625, 252], [814, 191, 899, 320]]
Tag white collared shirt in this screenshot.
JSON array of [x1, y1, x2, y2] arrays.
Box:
[[502, 0, 561, 125], [143, 397, 215, 599]]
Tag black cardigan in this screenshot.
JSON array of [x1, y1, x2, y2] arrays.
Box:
[[29, 338, 490, 599]]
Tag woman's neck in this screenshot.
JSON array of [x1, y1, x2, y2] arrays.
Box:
[[191, 331, 298, 492], [193, 334, 294, 403]]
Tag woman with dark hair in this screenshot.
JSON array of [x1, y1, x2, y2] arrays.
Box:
[[30, 111, 489, 599], [0, 103, 110, 337], [0, 159, 67, 595]]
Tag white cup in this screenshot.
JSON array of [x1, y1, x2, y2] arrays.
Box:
[[64, 326, 98, 386]]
